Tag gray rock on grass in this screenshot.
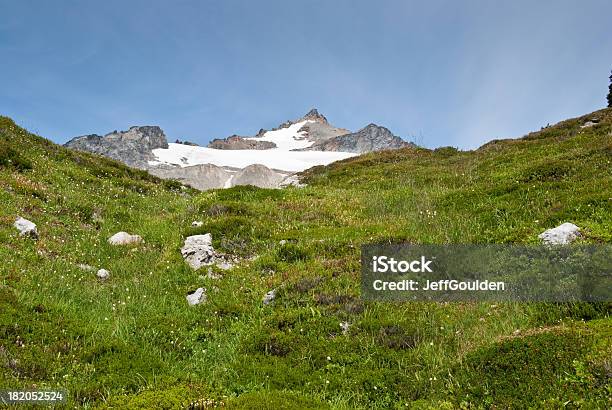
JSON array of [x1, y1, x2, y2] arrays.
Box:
[[186, 288, 206, 305], [580, 119, 599, 128], [108, 231, 143, 245], [14, 217, 38, 238], [538, 222, 581, 245], [262, 289, 277, 305], [181, 234, 233, 271], [96, 269, 110, 281], [181, 234, 215, 270]]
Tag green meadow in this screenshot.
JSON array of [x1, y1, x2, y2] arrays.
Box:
[[1, 109, 610, 408]]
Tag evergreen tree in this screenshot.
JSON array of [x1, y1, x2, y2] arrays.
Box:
[[608, 70, 612, 108]]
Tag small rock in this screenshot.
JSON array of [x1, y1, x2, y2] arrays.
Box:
[[191, 221, 204, 227], [538, 222, 581, 245], [14, 217, 38, 238], [186, 288, 206, 306], [96, 269, 110, 281], [181, 234, 215, 270], [279, 240, 287, 246], [580, 119, 599, 128], [181, 233, 232, 270], [262, 289, 276, 305], [108, 231, 143, 245], [340, 321, 350, 335]]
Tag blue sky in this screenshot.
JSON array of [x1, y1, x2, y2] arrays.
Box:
[[1, 0, 611, 149]]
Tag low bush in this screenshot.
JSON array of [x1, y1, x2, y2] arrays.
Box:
[[225, 390, 328, 409], [0, 138, 32, 171]]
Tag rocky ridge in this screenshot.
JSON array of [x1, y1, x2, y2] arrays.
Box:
[[64, 109, 413, 190], [300, 123, 414, 153], [65, 126, 168, 169], [207, 135, 277, 150]]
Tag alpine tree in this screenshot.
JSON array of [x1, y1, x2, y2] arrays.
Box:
[[608, 69, 612, 108]]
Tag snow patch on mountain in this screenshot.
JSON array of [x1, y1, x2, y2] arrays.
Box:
[[150, 143, 355, 172], [150, 119, 355, 173], [243, 120, 314, 150]]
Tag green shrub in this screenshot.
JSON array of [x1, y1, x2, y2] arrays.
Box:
[[449, 330, 605, 407], [433, 146, 460, 157], [0, 138, 32, 171], [215, 185, 285, 201], [203, 201, 252, 216], [190, 215, 260, 237], [101, 385, 210, 409], [276, 243, 311, 262], [520, 159, 573, 182], [225, 390, 328, 409], [249, 330, 295, 357], [528, 302, 611, 325]]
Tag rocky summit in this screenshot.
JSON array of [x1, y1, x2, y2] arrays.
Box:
[[302, 108, 329, 123]]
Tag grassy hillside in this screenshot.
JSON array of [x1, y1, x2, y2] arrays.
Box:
[[1, 110, 611, 409]]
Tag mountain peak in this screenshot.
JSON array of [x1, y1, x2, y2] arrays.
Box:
[[359, 123, 394, 136], [302, 108, 328, 123]]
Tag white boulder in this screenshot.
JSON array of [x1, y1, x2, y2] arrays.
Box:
[[96, 269, 110, 281], [186, 288, 206, 305], [14, 217, 38, 238], [538, 222, 581, 245], [108, 231, 143, 245]]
